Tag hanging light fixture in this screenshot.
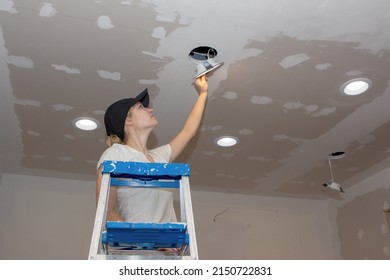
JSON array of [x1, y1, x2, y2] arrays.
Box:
[[322, 152, 346, 193]]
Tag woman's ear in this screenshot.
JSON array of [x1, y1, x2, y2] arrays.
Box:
[[125, 116, 133, 126]]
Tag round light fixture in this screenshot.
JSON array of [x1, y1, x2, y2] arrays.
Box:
[[215, 136, 239, 147], [340, 78, 372, 96], [73, 117, 99, 131]]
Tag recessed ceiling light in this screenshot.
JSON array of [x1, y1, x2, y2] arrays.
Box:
[[340, 78, 372, 96], [73, 117, 99, 131], [215, 136, 239, 147]]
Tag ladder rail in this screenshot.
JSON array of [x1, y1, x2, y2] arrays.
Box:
[[180, 176, 198, 259], [89, 173, 110, 259]]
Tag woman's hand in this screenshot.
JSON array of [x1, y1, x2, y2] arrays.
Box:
[[194, 75, 208, 94]]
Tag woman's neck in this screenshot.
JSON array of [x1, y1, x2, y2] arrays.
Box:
[[124, 130, 154, 161]]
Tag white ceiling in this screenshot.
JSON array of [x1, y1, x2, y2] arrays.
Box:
[[1, 0, 390, 200]]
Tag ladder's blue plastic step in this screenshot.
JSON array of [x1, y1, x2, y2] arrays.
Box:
[[102, 221, 189, 250]]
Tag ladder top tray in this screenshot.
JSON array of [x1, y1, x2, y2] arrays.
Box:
[[102, 161, 190, 178]]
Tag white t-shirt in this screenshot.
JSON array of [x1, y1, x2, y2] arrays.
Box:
[[97, 143, 177, 222]]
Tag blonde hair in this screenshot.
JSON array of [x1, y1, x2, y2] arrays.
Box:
[[105, 134, 124, 147]]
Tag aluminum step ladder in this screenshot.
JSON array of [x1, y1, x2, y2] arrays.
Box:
[[88, 161, 198, 260]]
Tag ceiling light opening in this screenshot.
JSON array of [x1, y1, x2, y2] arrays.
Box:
[[73, 117, 99, 131], [340, 78, 372, 96], [189, 46, 217, 62], [189, 46, 223, 79], [328, 151, 346, 160], [215, 136, 239, 147]]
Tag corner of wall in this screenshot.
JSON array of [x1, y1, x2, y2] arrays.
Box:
[[326, 162, 390, 259]]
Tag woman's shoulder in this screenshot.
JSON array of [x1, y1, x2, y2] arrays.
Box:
[[149, 144, 171, 162], [99, 144, 129, 160], [105, 143, 126, 152]]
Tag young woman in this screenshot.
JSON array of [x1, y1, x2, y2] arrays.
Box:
[[96, 75, 208, 222]]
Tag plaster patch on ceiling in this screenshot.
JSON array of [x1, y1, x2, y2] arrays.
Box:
[[51, 64, 80, 74], [248, 156, 273, 162], [357, 228, 364, 240], [139, 79, 156, 85], [92, 110, 105, 115], [311, 107, 336, 117], [14, 98, 41, 107], [26, 130, 40, 137], [250, 96, 272, 105], [222, 153, 234, 158], [283, 101, 319, 114], [64, 134, 76, 140], [305, 105, 319, 114], [347, 70, 363, 76], [39, 2, 57, 18], [7, 55, 34, 69], [98, 70, 121, 81], [283, 101, 303, 110], [121, 1, 132, 5], [97, 15, 115, 30], [238, 128, 253, 135], [210, 125, 222, 131], [356, 145, 365, 151], [222, 91, 238, 100], [152, 27, 166, 39], [201, 125, 222, 131], [0, 26, 23, 171], [52, 104, 73, 112], [0, 0, 18, 13], [315, 63, 331, 70], [58, 156, 73, 162], [201, 151, 216, 156], [155, 10, 179, 23], [32, 155, 45, 159], [279, 53, 310, 69], [383, 201, 389, 210], [273, 134, 309, 145], [383, 246, 390, 256], [141, 51, 166, 61]]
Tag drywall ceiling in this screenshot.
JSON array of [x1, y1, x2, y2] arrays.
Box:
[[1, 0, 389, 200]]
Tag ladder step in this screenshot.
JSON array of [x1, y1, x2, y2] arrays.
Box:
[[102, 222, 189, 250]]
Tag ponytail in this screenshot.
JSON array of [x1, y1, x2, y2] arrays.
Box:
[[106, 134, 123, 147]]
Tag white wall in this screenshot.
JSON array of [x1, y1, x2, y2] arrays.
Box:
[[192, 191, 337, 259], [0, 173, 338, 259], [0, 174, 96, 260]]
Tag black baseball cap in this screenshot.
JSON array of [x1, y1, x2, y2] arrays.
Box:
[[104, 89, 149, 140]]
